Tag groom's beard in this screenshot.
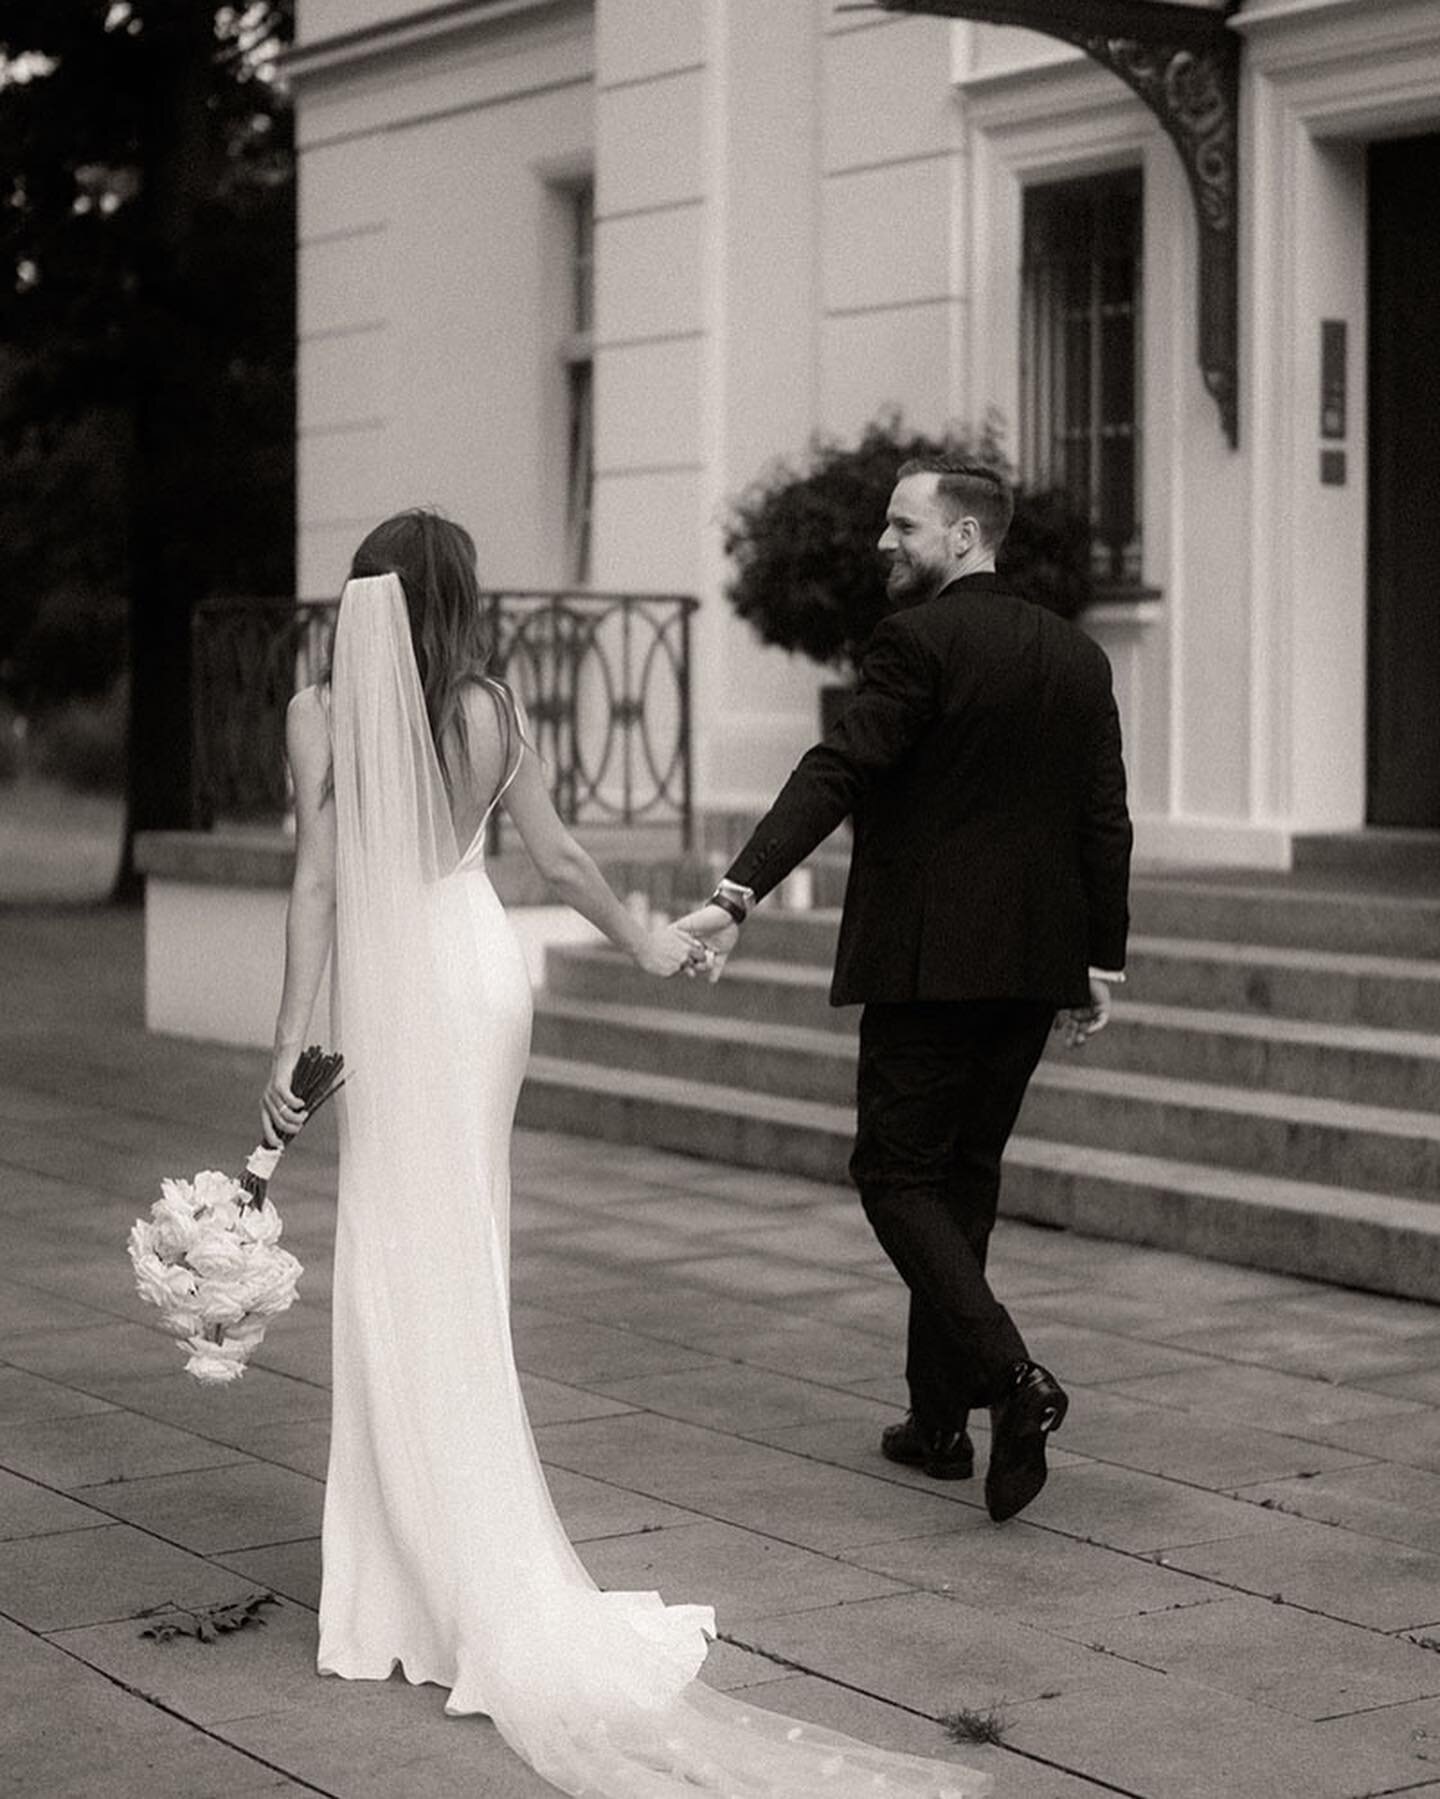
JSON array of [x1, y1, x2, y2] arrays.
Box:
[[885, 557, 947, 606]]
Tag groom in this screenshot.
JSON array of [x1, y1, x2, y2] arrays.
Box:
[[680, 457, 1132, 1522]]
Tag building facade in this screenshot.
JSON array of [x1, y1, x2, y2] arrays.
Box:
[[284, 0, 1440, 866]]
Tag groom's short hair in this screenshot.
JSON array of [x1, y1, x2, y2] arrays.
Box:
[[896, 456, 1014, 548]]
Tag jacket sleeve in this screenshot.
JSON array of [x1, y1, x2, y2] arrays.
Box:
[[724, 616, 936, 903], [1079, 652, 1133, 972]]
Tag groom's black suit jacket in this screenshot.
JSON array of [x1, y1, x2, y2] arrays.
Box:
[[724, 570, 1132, 1010]]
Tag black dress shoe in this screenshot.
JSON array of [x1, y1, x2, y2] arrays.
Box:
[[984, 1361, 1068, 1522], [880, 1413, 975, 1481]]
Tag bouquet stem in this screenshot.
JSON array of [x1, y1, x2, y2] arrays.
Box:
[[241, 1045, 345, 1207]]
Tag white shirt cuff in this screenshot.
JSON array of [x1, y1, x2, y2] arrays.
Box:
[[1089, 967, 1126, 984]]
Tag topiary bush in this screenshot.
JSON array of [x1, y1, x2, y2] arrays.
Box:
[[722, 411, 1095, 674]]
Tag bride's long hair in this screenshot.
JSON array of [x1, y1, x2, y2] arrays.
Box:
[[328, 509, 506, 797]]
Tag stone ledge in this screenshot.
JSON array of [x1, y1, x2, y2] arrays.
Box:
[[135, 830, 295, 890], [134, 828, 723, 910]]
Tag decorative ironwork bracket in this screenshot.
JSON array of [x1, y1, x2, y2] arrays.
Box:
[[868, 0, 1241, 447]]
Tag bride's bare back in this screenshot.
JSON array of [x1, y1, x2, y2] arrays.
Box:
[[445, 677, 521, 855]]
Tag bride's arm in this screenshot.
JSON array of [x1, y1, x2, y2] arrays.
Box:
[[261, 688, 337, 1145], [500, 742, 697, 977]]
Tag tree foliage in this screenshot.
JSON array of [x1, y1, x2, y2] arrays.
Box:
[[722, 412, 1096, 674], [0, 2, 295, 886]]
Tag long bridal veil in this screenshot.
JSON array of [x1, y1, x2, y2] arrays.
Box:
[[322, 573, 991, 1798]]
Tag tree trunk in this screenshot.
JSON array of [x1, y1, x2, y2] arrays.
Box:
[[113, 6, 217, 902]]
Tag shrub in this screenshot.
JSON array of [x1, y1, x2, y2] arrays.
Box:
[[722, 411, 1095, 674]]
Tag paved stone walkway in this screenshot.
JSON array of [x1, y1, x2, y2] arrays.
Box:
[[7, 905, 1440, 1797]]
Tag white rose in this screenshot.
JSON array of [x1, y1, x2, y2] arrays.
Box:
[[127, 1218, 160, 1265], [183, 1334, 250, 1384], [151, 1191, 203, 1259], [132, 1251, 199, 1313], [187, 1228, 247, 1280], [193, 1169, 243, 1212], [236, 1248, 302, 1317], [225, 1316, 269, 1348], [195, 1274, 250, 1328], [235, 1199, 283, 1247], [159, 1177, 198, 1213]]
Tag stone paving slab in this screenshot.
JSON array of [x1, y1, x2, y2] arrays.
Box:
[[745, 1673, 1158, 1799], [1001, 1663, 1440, 1799], [586, 1358, 899, 1435], [0, 1616, 307, 1799], [0, 1521, 261, 1631], [214, 1702, 559, 1799], [1237, 1457, 1440, 1554], [534, 1411, 984, 1551], [1011, 1459, 1296, 1555], [215, 1537, 322, 1610], [1107, 1356, 1430, 1432], [1, 1406, 252, 1489], [735, 1588, 1116, 1716], [837, 1522, 1222, 1633], [1048, 1385, 1374, 1488], [1086, 1590, 1440, 1719], [0, 1467, 114, 1543], [1159, 1518, 1440, 1631], [0, 1364, 116, 1426], [578, 1516, 909, 1623], [81, 1460, 324, 1555], [10, 903, 1440, 1795]]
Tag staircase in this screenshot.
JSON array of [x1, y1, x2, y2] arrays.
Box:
[[517, 866, 1440, 1302]]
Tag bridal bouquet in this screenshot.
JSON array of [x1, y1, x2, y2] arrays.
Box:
[[127, 1047, 344, 1384]]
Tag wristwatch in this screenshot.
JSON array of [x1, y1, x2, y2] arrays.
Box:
[[708, 878, 756, 926]]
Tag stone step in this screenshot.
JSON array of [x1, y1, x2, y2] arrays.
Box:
[[535, 986, 1440, 1114], [546, 944, 852, 1034], [1126, 937, 1440, 1033], [737, 879, 1440, 964], [1129, 877, 1440, 958], [1081, 1001, 1440, 1112], [1021, 1061, 1440, 1202], [532, 990, 1440, 1198], [517, 1056, 1440, 1303], [546, 935, 1440, 1035], [1292, 828, 1440, 881]]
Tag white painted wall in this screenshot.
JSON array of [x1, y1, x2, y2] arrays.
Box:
[[294, 2, 595, 598], [286, 0, 1440, 868]]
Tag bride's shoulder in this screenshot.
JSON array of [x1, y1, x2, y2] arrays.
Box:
[[286, 684, 331, 755], [459, 672, 520, 729]]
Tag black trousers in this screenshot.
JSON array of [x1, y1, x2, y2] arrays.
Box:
[[850, 999, 1055, 1427]]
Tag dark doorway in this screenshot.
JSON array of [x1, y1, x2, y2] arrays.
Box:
[[1368, 132, 1440, 828]]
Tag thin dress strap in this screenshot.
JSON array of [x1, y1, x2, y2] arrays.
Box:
[[457, 678, 524, 867]]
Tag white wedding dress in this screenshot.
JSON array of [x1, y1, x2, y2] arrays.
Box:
[[315, 575, 991, 1797]]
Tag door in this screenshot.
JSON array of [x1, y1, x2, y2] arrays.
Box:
[[1368, 133, 1440, 828]]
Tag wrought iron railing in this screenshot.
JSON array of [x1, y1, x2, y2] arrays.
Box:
[[191, 589, 698, 849]]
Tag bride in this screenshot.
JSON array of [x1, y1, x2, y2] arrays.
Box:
[[259, 509, 991, 1798]]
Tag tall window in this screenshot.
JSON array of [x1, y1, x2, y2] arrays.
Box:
[[561, 182, 595, 586], [1022, 170, 1143, 588]]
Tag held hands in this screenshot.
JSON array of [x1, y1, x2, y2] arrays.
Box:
[[260, 1048, 306, 1149], [671, 904, 741, 985], [1054, 976, 1112, 1050], [634, 920, 714, 979]]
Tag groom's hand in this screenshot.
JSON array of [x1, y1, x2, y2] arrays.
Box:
[[1055, 976, 1112, 1049], [672, 904, 740, 984]]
